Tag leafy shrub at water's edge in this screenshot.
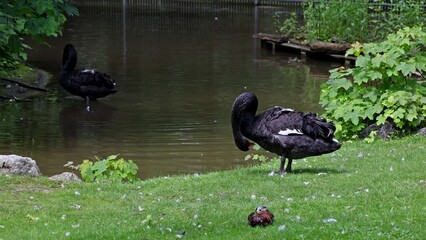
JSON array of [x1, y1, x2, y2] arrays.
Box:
[[370, 0, 426, 42], [273, 12, 306, 43], [65, 155, 139, 183], [0, 1, 78, 74], [273, 0, 425, 44], [320, 26, 426, 139], [303, 0, 371, 43]]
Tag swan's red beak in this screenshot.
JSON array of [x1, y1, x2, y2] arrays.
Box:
[[248, 142, 255, 149]]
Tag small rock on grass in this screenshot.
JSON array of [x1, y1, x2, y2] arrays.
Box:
[[49, 172, 82, 182]]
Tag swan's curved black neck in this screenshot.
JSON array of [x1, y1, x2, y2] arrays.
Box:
[[231, 92, 258, 151], [62, 44, 77, 71]]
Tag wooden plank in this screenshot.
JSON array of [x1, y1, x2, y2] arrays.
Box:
[[280, 42, 310, 52], [328, 54, 357, 61]]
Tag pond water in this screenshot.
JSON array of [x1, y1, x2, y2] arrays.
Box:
[[0, 2, 340, 179]]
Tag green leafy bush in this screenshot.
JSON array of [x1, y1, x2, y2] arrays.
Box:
[[370, 0, 426, 41], [320, 26, 426, 139], [304, 0, 371, 43], [298, 0, 426, 44], [0, 0, 78, 73], [66, 155, 139, 183], [273, 12, 306, 42]]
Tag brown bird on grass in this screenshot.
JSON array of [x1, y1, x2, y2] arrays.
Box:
[[248, 206, 274, 227]]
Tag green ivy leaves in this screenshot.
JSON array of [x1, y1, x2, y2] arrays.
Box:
[[320, 26, 426, 139]]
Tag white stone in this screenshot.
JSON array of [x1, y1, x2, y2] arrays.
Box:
[[0, 155, 41, 177], [49, 172, 82, 182]]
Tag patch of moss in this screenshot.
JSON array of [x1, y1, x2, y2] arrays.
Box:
[[0, 64, 50, 101]]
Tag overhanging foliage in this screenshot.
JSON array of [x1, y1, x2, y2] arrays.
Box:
[[0, 0, 78, 73]]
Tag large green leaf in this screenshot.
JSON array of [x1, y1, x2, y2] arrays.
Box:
[[367, 70, 383, 81], [63, 3, 79, 16], [396, 62, 417, 76], [364, 103, 383, 120], [92, 160, 108, 176], [328, 77, 353, 90]]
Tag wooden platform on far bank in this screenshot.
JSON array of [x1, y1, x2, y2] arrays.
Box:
[[253, 33, 357, 64]]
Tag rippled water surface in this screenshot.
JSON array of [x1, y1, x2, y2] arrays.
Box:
[[0, 2, 339, 179]]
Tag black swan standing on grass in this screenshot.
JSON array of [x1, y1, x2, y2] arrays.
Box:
[[60, 44, 118, 111], [231, 92, 341, 175]]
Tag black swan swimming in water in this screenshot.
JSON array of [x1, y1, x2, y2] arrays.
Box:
[[60, 44, 118, 111], [231, 92, 341, 175], [248, 206, 274, 227]]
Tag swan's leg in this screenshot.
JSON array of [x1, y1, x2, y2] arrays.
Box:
[[85, 96, 91, 112], [279, 155, 286, 175], [285, 158, 293, 173]]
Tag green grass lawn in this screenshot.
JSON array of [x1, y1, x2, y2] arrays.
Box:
[[1, 136, 425, 239]]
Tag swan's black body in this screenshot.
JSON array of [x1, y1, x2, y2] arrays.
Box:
[[231, 92, 341, 174], [60, 44, 117, 110]]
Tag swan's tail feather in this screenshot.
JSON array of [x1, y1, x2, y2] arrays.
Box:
[[94, 72, 116, 90], [302, 113, 336, 140]]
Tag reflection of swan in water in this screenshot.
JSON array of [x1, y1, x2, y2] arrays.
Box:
[[59, 101, 117, 148]]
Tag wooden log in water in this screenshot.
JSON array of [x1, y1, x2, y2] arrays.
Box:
[[309, 40, 352, 54], [253, 33, 290, 44]]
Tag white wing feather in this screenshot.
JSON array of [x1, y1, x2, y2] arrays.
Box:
[[278, 129, 304, 136]]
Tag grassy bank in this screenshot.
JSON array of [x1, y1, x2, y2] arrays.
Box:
[[1, 136, 425, 239]]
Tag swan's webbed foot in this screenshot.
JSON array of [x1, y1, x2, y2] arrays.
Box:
[[268, 170, 287, 176]]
